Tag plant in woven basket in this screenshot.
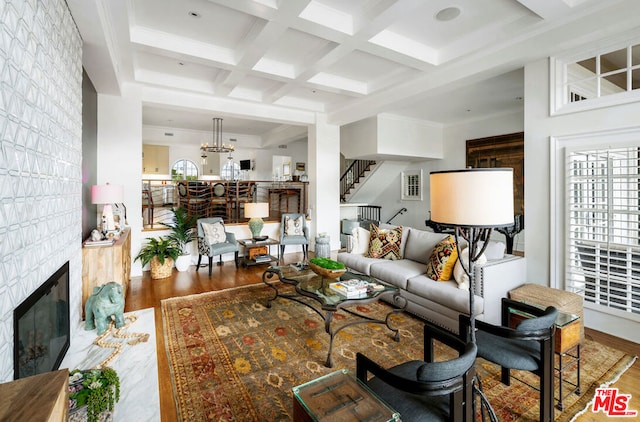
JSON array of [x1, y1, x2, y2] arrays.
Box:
[[134, 237, 181, 279], [68, 368, 120, 422]]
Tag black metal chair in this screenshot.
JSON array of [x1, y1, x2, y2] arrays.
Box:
[[356, 324, 477, 421], [459, 297, 558, 422]]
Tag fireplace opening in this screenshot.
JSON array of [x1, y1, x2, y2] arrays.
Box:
[[14, 261, 70, 380]]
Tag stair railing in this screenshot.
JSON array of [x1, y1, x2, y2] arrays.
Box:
[[340, 159, 376, 201], [386, 207, 407, 224]]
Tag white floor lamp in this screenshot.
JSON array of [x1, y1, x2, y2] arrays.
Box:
[[429, 168, 514, 343]]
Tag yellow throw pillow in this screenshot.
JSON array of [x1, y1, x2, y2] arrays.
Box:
[[426, 235, 458, 281]]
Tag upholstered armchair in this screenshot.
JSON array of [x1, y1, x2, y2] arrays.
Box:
[[356, 324, 477, 421], [279, 213, 309, 260], [196, 217, 239, 275], [459, 297, 558, 422]]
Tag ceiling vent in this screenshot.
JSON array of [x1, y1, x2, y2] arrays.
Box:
[[229, 138, 237, 142], [164, 132, 174, 136], [278, 144, 287, 149]]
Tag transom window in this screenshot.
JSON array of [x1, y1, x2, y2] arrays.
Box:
[[551, 37, 640, 114]]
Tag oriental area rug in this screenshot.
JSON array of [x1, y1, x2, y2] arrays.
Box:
[[161, 284, 636, 422]]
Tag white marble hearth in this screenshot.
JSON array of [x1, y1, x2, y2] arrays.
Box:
[[61, 308, 159, 421]]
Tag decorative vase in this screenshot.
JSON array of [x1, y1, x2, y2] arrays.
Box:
[[175, 254, 191, 272], [150, 256, 174, 279]]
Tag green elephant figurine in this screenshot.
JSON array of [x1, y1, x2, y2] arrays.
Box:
[[85, 282, 125, 335]]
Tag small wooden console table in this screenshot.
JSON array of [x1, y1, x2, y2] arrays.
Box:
[[82, 228, 131, 317]]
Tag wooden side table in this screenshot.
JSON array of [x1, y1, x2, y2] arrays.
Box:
[[509, 304, 581, 410], [238, 238, 279, 267], [82, 228, 131, 317], [0, 369, 68, 421]]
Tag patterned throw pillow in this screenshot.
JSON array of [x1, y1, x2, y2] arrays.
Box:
[[202, 221, 226, 244], [426, 235, 459, 281], [366, 225, 403, 260], [284, 215, 304, 236]]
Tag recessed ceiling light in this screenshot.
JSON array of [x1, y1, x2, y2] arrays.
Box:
[[435, 7, 461, 22], [188, 11, 200, 18]]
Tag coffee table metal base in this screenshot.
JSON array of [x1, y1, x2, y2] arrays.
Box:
[[263, 268, 406, 368]]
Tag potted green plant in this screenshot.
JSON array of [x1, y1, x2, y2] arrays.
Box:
[[68, 368, 120, 422], [135, 236, 181, 279], [161, 207, 196, 272]]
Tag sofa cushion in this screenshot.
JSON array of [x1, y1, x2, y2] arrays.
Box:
[[479, 241, 506, 261], [336, 252, 382, 276], [402, 229, 449, 265], [366, 225, 403, 260], [406, 275, 484, 315], [350, 226, 370, 255], [453, 248, 487, 290], [426, 235, 458, 281], [370, 259, 427, 290]]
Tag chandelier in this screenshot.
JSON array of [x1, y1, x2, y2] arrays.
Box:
[[200, 118, 234, 153]]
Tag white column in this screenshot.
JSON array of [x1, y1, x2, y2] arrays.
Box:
[[97, 90, 144, 276], [307, 114, 341, 252]]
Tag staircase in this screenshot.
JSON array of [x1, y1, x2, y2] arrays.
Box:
[[340, 159, 376, 202]]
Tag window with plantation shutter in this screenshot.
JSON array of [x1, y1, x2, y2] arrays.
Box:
[[566, 146, 640, 315]]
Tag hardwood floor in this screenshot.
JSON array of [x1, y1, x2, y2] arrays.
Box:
[[124, 254, 640, 422]]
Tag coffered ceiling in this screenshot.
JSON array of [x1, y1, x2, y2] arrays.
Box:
[[69, 0, 640, 141]]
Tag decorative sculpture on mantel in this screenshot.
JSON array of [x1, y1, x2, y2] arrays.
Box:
[[85, 282, 125, 335]]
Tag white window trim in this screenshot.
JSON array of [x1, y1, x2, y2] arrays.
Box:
[[401, 169, 422, 201], [549, 30, 640, 116], [551, 126, 640, 324]]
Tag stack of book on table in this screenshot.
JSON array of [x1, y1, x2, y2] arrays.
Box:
[[83, 239, 115, 247], [253, 254, 272, 263], [329, 279, 382, 298]]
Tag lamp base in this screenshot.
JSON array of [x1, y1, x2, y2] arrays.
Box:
[[252, 235, 268, 241], [248, 217, 264, 240]]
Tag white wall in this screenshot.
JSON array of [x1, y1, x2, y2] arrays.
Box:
[[525, 57, 640, 343], [369, 112, 524, 241], [341, 114, 443, 160], [98, 91, 144, 277]]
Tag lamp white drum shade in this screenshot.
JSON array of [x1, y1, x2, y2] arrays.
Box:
[[91, 183, 124, 204], [244, 202, 269, 218], [430, 169, 514, 227]]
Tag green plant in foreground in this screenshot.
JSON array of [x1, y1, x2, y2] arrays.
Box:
[[309, 257, 345, 270], [68, 368, 120, 422], [134, 236, 181, 267]]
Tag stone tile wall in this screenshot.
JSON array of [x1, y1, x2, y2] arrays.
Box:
[[0, 0, 82, 381]]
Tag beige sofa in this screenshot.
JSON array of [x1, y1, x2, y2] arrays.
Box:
[[336, 226, 526, 333]]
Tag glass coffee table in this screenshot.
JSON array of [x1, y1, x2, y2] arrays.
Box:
[[262, 264, 406, 368], [292, 369, 400, 421]]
